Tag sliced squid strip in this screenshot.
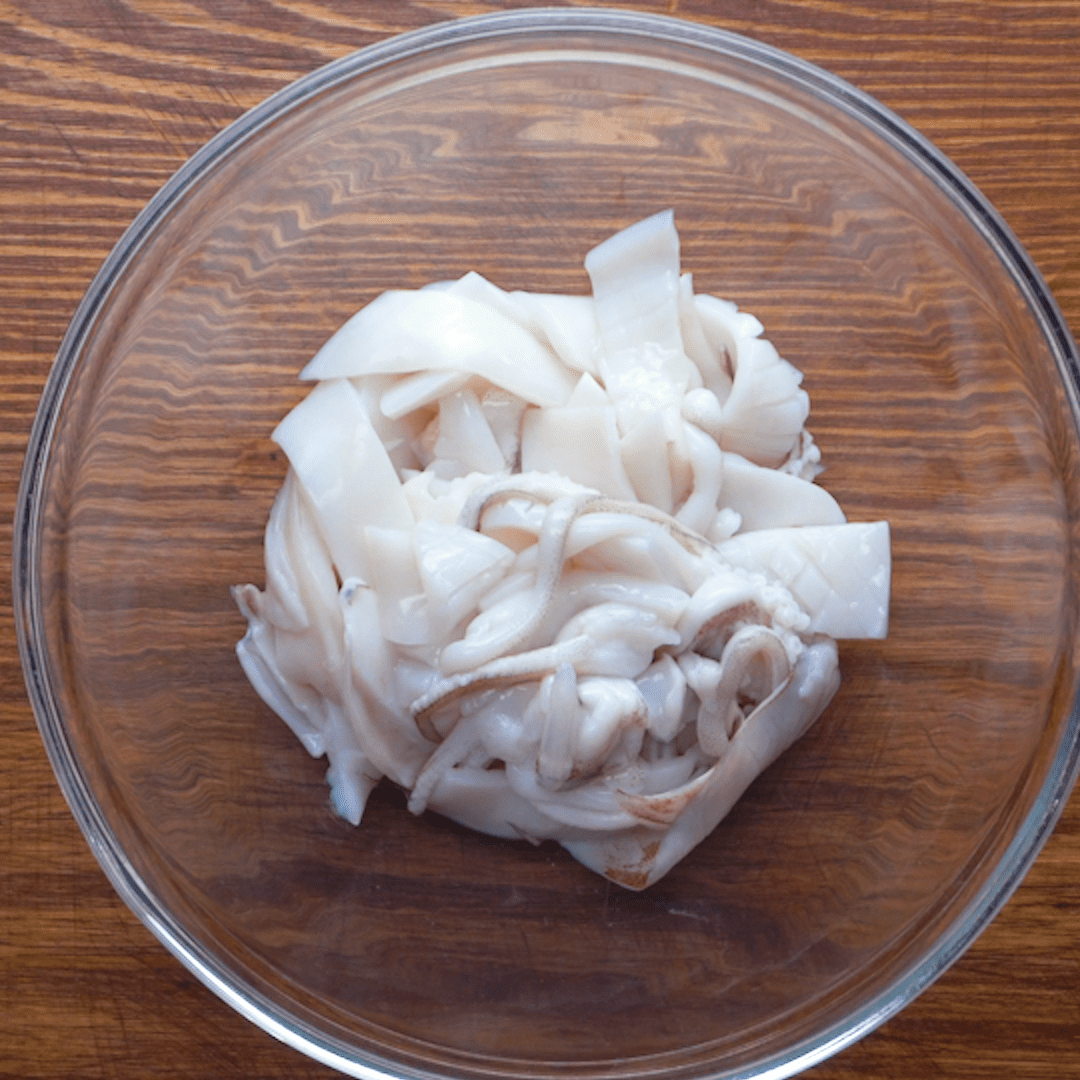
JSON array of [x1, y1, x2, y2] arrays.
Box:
[[407, 711, 484, 816], [679, 274, 732, 402], [439, 492, 599, 675], [674, 420, 724, 536], [681, 626, 792, 758], [380, 369, 474, 420], [410, 635, 592, 738], [301, 289, 578, 408], [537, 663, 582, 785]]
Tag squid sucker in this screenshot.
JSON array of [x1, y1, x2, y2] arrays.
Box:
[[233, 211, 891, 889]]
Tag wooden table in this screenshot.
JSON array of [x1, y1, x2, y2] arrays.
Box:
[[2, 2, 1078, 1076]]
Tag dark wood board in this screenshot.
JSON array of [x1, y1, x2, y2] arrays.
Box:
[[1, 2, 1078, 1078]]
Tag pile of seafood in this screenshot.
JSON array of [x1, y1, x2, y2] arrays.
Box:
[[233, 212, 890, 889]]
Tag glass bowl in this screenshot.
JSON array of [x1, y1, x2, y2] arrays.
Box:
[[15, 9, 1080, 1080]]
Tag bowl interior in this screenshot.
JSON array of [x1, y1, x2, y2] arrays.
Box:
[[28, 17, 1080, 1080]]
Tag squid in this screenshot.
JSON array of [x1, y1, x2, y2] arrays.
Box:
[[234, 211, 891, 889]]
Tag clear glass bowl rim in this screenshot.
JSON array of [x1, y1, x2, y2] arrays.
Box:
[[13, 7, 1080, 1080]]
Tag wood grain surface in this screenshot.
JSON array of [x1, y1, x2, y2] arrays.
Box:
[[2, 2, 1079, 1079]]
